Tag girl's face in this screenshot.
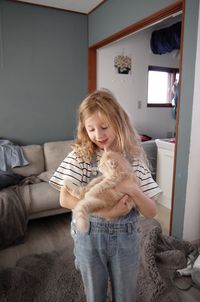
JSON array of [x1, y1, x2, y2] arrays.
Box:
[[85, 112, 116, 150]]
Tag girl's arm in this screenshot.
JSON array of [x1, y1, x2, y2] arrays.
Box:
[[60, 180, 157, 219], [116, 179, 157, 218], [60, 184, 134, 218], [60, 183, 135, 222], [60, 186, 79, 209], [60, 176, 104, 209], [128, 185, 157, 218], [95, 195, 135, 220]]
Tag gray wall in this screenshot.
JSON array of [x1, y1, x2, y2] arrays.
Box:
[[88, 0, 176, 46], [0, 0, 88, 145], [89, 0, 200, 239]]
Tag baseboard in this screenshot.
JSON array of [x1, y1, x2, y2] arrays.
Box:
[[29, 208, 70, 220], [191, 238, 200, 246]]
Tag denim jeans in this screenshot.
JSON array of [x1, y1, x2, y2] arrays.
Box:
[[71, 209, 140, 302]]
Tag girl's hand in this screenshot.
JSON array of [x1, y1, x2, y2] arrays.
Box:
[[95, 195, 135, 220]]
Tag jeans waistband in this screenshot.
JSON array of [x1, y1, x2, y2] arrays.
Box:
[[90, 209, 138, 223], [88, 220, 137, 234]]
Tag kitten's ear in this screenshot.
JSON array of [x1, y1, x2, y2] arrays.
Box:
[[108, 159, 118, 168]]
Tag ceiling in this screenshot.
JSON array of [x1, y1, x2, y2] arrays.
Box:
[[15, 0, 105, 14]]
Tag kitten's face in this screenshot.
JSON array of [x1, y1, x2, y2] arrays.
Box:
[[98, 151, 131, 176]]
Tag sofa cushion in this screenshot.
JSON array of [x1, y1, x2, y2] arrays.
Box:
[[44, 140, 74, 171], [37, 170, 54, 182], [29, 182, 60, 213], [12, 145, 44, 177]]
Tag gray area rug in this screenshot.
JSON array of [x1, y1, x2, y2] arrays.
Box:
[[0, 217, 197, 302]]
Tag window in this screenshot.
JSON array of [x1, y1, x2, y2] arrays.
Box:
[[147, 66, 179, 107]]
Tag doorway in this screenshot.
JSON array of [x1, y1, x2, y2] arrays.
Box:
[[88, 1, 184, 235]]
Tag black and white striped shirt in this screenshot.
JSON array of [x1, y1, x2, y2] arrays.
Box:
[[49, 150, 161, 199]]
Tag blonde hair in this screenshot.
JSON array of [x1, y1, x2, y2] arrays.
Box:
[[73, 89, 145, 162]]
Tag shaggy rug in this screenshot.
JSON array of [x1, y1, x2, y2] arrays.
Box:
[[0, 217, 197, 302]]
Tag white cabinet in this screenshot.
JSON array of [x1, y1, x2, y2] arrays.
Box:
[[155, 139, 175, 209]]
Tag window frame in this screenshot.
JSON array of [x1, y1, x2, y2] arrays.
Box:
[[147, 65, 179, 108]]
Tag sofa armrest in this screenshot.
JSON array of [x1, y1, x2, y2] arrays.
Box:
[[12, 145, 44, 177]]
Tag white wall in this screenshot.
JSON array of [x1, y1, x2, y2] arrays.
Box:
[[183, 2, 200, 242], [97, 21, 179, 139]]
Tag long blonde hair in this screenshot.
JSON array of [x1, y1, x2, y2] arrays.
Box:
[[73, 89, 144, 162]]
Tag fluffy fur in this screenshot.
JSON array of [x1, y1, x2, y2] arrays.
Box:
[[64, 151, 138, 233]]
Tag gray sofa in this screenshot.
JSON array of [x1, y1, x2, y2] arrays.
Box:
[[141, 140, 157, 180], [12, 140, 74, 219], [11, 139, 157, 220]]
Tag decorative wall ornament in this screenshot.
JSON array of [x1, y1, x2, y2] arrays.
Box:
[[114, 55, 131, 74]]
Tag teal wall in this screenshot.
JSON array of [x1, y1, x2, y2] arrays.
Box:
[[88, 0, 200, 239], [0, 0, 88, 144], [88, 0, 176, 46]]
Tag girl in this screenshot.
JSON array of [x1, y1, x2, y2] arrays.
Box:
[[49, 89, 161, 302]]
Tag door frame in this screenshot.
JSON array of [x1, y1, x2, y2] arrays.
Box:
[[88, 0, 185, 235]]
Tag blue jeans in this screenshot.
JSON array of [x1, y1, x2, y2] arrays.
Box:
[[71, 209, 140, 302]]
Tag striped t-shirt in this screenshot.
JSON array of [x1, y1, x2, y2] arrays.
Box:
[[49, 150, 161, 200]]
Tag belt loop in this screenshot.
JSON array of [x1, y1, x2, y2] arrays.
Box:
[[127, 223, 132, 234], [87, 221, 92, 234]]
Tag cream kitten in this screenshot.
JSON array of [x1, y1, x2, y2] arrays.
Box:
[[64, 150, 138, 233]]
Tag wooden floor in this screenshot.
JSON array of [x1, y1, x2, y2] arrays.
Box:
[[0, 212, 199, 301]]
